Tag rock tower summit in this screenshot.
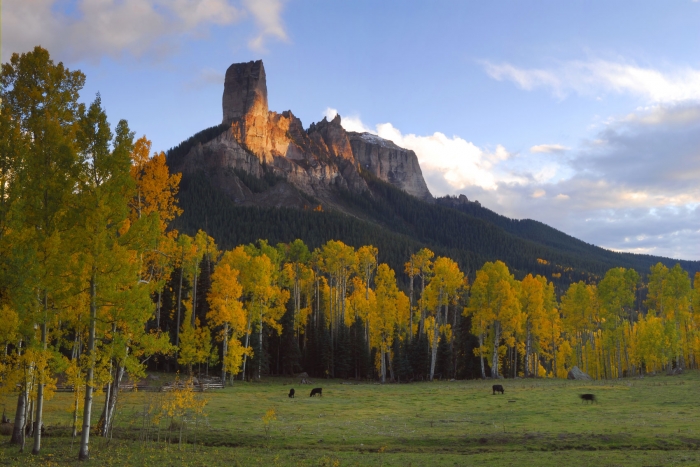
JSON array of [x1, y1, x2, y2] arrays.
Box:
[[174, 59, 433, 205], [222, 60, 268, 125]]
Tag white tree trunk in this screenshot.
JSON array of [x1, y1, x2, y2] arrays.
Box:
[[175, 264, 184, 360], [10, 389, 26, 445], [191, 270, 197, 326], [32, 298, 48, 454], [479, 334, 486, 379], [380, 342, 386, 383], [222, 323, 229, 385], [258, 303, 263, 380], [524, 325, 531, 378], [241, 318, 251, 380], [78, 272, 97, 460], [104, 364, 124, 437], [491, 321, 501, 378], [429, 314, 440, 381]]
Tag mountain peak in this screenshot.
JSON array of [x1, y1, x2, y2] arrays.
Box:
[[222, 60, 267, 125], [175, 60, 434, 207]]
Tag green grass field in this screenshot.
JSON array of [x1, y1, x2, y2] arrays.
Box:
[[2, 371, 700, 466]]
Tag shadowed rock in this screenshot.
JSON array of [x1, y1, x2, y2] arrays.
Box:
[[567, 366, 592, 380]]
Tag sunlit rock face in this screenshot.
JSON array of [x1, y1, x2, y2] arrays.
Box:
[[178, 60, 433, 207], [222, 60, 268, 125], [348, 132, 433, 202]]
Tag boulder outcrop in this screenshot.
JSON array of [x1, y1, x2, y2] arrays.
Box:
[[176, 59, 433, 206], [567, 366, 592, 380]]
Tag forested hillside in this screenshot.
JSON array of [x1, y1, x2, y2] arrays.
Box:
[[171, 159, 700, 290], [435, 195, 699, 274]]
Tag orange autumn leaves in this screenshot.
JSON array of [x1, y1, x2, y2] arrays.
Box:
[[128, 136, 182, 230]]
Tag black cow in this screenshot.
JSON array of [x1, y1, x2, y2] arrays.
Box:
[[580, 393, 596, 404], [288, 388, 295, 398], [492, 384, 504, 395], [310, 387, 323, 397]]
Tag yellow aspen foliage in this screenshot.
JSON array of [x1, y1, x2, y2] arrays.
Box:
[[0, 305, 19, 347], [156, 375, 209, 447], [520, 274, 544, 375], [128, 136, 182, 232], [634, 312, 666, 372], [347, 276, 376, 325], [208, 263, 245, 331], [207, 261, 247, 380], [262, 407, 277, 438], [371, 264, 401, 382], [177, 316, 212, 373], [464, 261, 519, 378]]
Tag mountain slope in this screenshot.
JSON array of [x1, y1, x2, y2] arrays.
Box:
[[171, 164, 700, 290], [166, 59, 700, 288]]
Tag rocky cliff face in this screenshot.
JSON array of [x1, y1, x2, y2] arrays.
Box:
[[175, 60, 433, 207], [348, 132, 433, 202]]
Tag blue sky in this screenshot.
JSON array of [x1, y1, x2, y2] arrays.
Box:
[[4, 1, 700, 260]]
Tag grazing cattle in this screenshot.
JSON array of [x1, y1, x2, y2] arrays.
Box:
[[580, 393, 596, 404], [492, 384, 504, 395], [310, 387, 323, 397], [288, 388, 295, 398]]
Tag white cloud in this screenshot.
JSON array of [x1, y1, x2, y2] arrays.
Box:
[[244, 0, 288, 52], [323, 108, 372, 133], [328, 110, 521, 194], [2, 0, 287, 61], [483, 59, 700, 103], [327, 103, 700, 259], [530, 144, 569, 154], [376, 123, 518, 192]]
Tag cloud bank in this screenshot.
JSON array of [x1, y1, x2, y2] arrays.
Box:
[[3, 0, 288, 61], [483, 59, 700, 103], [325, 101, 700, 260]]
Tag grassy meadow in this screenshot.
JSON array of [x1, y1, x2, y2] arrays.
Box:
[[2, 371, 700, 466]]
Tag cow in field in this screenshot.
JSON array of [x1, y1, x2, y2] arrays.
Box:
[[310, 387, 323, 397], [492, 384, 504, 395], [288, 388, 295, 398], [580, 393, 596, 404]]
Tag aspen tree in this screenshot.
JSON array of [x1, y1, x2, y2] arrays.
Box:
[[1, 46, 84, 454], [177, 313, 212, 375], [224, 246, 255, 379], [561, 282, 600, 374], [464, 270, 490, 379], [372, 264, 400, 383], [207, 262, 245, 383], [173, 234, 195, 355], [127, 136, 182, 329], [520, 274, 545, 377], [598, 268, 639, 377], [74, 95, 156, 460], [412, 249, 434, 336], [356, 245, 378, 352], [247, 251, 289, 380], [404, 256, 418, 341], [464, 261, 519, 379], [425, 257, 463, 381], [281, 240, 311, 335], [536, 276, 561, 377]]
